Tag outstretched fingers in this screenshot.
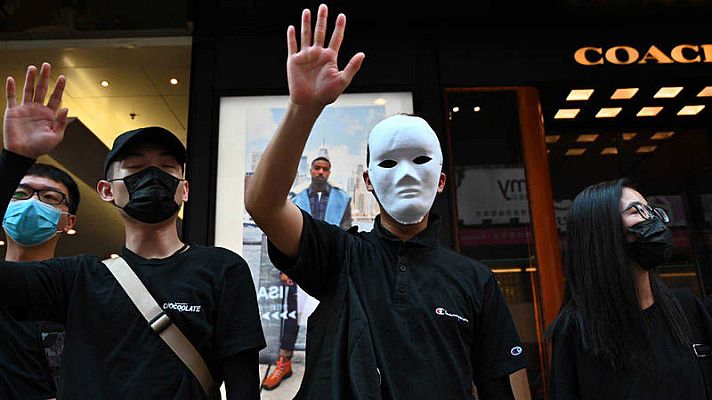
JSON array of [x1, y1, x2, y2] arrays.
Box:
[[53, 107, 69, 134], [21, 65, 37, 105], [341, 52, 365, 86], [33, 62, 52, 104], [300, 8, 312, 50], [5, 77, 16, 109], [313, 4, 328, 47], [46, 75, 66, 111], [287, 25, 298, 56], [328, 13, 346, 54]]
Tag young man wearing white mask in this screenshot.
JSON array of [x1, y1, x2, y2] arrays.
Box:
[[0, 161, 79, 399], [0, 63, 265, 399], [245, 4, 529, 399]]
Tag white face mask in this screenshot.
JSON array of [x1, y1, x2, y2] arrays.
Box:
[[367, 115, 443, 225]]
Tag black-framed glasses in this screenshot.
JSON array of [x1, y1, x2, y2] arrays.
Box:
[[11, 187, 67, 206], [623, 202, 670, 223]]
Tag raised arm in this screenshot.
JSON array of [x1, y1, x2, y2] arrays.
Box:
[[2, 63, 68, 216], [244, 4, 364, 259]]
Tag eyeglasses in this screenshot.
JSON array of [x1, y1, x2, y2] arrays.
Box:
[[623, 202, 670, 223], [12, 187, 67, 206]]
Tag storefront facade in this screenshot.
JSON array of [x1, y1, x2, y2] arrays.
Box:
[[185, 5, 712, 397]]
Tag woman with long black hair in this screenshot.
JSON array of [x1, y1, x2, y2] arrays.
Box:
[[549, 178, 712, 399]]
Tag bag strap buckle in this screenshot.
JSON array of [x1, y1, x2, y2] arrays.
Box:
[[149, 311, 172, 334]]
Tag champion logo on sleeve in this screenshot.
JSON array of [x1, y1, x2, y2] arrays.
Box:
[[435, 307, 469, 324]]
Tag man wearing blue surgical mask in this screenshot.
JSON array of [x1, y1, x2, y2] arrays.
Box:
[[0, 162, 79, 399], [0, 62, 265, 399]]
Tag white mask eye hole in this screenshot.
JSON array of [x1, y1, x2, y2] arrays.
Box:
[[378, 160, 397, 168], [413, 156, 432, 165]]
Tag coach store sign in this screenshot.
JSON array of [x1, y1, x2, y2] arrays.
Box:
[[574, 44, 712, 65]]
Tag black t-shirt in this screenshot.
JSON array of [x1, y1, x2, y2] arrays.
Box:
[[269, 210, 527, 399], [550, 302, 707, 399], [0, 308, 56, 399], [10, 245, 265, 400]]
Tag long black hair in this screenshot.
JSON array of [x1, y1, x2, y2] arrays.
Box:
[[549, 178, 690, 370]]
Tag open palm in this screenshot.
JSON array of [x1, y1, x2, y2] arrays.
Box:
[[4, 63, 68, 159], [287, 5, 364, 107]]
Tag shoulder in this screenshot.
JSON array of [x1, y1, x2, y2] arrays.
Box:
[[43, 253, 102, 267], [185, 245, 249, 270], [331, 186, 350, 197], [548, 307, 581, 345]]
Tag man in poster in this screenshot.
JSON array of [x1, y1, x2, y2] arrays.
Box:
[[262, 152, 351, 390]]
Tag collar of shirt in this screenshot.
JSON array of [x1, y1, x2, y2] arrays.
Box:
[[372, 213, 440, 248]]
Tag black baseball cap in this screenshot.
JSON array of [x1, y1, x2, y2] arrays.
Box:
[[103, 126, 186, 177]]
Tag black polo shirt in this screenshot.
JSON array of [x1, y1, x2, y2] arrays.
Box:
[[269, 209, 527, 399]]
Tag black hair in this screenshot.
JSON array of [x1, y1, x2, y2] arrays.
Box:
[[548, 178, 689, 370], [26, 163, 81, 215]]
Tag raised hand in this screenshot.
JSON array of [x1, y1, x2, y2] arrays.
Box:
[[287, 4, 365, 107], [4, 63, 69, 159]]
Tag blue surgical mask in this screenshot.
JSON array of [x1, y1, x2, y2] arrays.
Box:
[[2, 198, 65, 247]]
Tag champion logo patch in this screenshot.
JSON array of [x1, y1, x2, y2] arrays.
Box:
[[434, 307, 469, 323], [511, 346, 523, 356]]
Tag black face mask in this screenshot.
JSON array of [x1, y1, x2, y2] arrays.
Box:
[[625, 217, 673, 270], [113, 166, 182, 224]]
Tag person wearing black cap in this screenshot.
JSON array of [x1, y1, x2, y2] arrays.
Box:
[[0, 63, 265, 399], [262, 153, 351, 391]]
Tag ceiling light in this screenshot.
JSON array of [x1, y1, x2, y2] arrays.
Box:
[[169, 78, 179, 85], [554, 109, 580, 119], [110, 253, 120, 259], [636, 146, 657, 154], [565, 148, 586, 156], [566, 89, 594, 101], [545, 135, 561, 143], [373, 98, 387, 105], [697, 87, 712, 97], [0, 240, 4, 246], [637, 107, 663, 117], [100, 80, 110, 87], [576, 134, 599, 142], [601, 147, 618, 155], [452, 106, 460, 112], [596, 108, 622, 118], [473, 106, 481, 112], [67, 229, 77, 235], [654, 87, 683, 98], [651, 131, 675, 140], [678, 105, 705, 116], [611, 88, 639, 99], [622, 132, 637, 140]]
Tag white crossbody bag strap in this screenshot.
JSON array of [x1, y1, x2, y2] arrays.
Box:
[[101, 256, 214, 396]]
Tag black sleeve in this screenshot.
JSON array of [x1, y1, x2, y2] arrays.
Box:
[[471, 273, 528, 384], [18, 257, 78, 323], [214, 257, 266, 358], [477, 375, 515, 400], [223, 349, 260, 400], [549, 314, 580, 400], [0, 149, 35, 219], [267, 208, 348, 300]]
